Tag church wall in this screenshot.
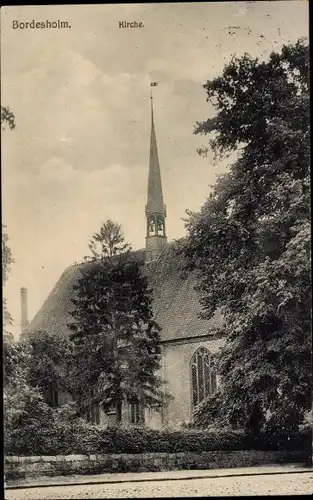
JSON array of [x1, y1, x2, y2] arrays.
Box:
[[144, 407, 163, 429], [46, 338, 225, 431], [98, 404, 163, 429], [161, 338, 225, 428], [99, 409, 116, 427]]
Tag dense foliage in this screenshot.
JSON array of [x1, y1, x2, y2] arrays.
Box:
[[22, 329, 74, 406], [2, 212, 14, 328], [5, 421, 311, 457], [3, 336, 51, 455], [2, 225, 14, 287], [69, 256, 164, 422], [4, 332, 79, 456], [69, 223, 164, 423], [183, 40, 311, 432], [3, 335, 30, 389]]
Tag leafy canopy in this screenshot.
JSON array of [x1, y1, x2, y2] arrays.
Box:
[[183, 39, 310, 433], [22, 329, 74, 406]]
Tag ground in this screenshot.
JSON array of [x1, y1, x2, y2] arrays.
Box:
[[5, 466, 313, 498]]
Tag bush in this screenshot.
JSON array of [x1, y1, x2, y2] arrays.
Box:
[[46, 403, 88, 455], [256, 425, 312, 452], [5, 413, 312, 457], [4, 385, 55, 456]]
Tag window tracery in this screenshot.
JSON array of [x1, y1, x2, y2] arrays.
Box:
[[191, 347, 217, 408]]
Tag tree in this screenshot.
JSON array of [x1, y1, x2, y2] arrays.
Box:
[[3, 334, 82, 456], [2, 225, 14, 286], [4, 336, 30, 391], [183, 40, 310, 433], [87, 219, 131, 260], [22, 329, 74, 408], [1, 107, 62, 455], [2, 225, 14, 329], [69, 227, 164, 425], [3, 334, 51, 455], [2, 109, 15, 288], [2, 105, 15, 328], [1, 105, 15, 130]]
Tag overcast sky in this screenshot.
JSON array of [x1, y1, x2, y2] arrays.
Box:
[[1, 1, 308, 337]]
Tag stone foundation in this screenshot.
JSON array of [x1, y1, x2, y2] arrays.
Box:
[[5, 450, 308, 482]]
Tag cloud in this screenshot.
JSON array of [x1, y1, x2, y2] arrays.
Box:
[[39, 157, 76, 183]]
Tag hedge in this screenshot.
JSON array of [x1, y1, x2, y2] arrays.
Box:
[[5, 421, 312, 457]]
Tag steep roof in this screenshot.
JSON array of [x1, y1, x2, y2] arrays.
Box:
[[29, 242, 223, 343]]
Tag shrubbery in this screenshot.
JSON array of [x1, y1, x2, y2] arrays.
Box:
[[5, 404, 312, 457], [4, 385, 55, 456], [5, 402, 99, 457]]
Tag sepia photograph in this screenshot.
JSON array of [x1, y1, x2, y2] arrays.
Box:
[[1, 1, 311, 497]]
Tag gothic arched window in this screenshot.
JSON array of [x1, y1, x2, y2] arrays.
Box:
[[191, 347, 216, 408]]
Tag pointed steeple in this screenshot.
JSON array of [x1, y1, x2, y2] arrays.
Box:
[[146, 99, 166, 215], [145, 94, 167, 263]]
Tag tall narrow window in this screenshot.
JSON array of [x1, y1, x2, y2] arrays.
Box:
[[45, 382, 59, 408], [191, 347, 216, 408], [87, 402, 100, 424], [51, 386, 59, 408], [86, 387, 100, 424], [129, 402, 144, 425]]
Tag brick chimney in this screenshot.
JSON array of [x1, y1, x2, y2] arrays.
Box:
[[20, 287, 29, 334]]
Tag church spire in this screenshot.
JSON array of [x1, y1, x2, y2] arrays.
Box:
[[145, 87, 167, 263], [146, 96, 165, 214]]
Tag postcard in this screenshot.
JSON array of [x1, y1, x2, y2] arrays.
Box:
[[2, 2, 311, 498]]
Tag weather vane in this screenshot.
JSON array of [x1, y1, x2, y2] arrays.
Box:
[[150, 74, 159, 99]]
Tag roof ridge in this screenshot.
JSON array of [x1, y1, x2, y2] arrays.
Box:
[[29, 243, 223, 342]]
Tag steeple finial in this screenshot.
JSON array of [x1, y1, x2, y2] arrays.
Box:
[[145, 80, 167, 263]]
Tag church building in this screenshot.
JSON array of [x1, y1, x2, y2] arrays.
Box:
[[28, 93, 224, 429]]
